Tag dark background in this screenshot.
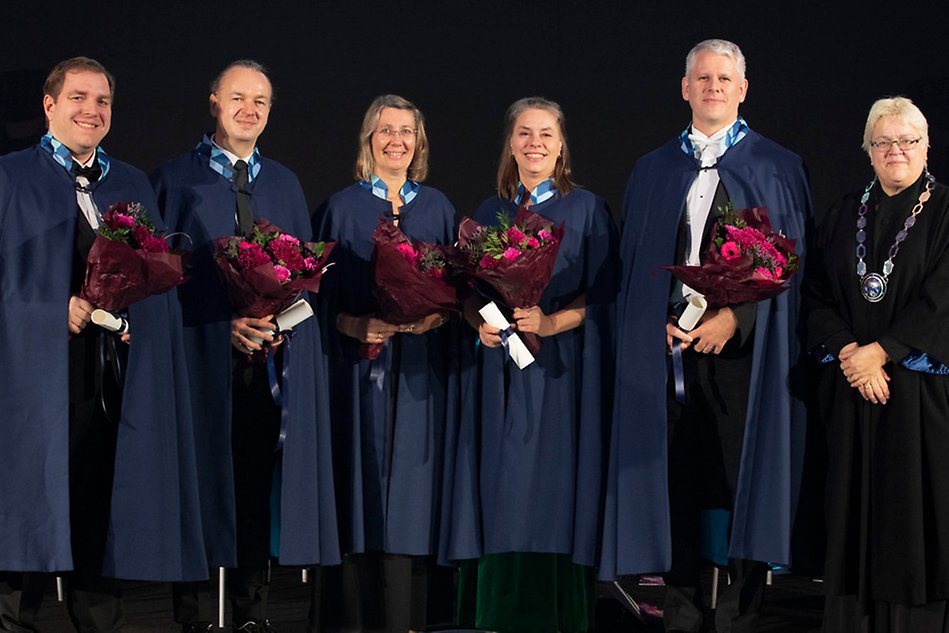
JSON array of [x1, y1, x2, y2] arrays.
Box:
[[2, 2, 947, 220]]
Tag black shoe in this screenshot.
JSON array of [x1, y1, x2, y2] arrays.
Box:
[[234, 621, 275, 633], [181, 624, 213, 633]]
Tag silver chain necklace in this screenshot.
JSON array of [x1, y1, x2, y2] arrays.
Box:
[[856, 171, 935, 302]]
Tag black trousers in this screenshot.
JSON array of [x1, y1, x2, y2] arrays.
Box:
[[663, 344, 767, 632], [315, 552, 451, 633], [175, 353, 282, 627]]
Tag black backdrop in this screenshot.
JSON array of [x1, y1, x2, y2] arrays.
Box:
[[2, 2, 947, 221]]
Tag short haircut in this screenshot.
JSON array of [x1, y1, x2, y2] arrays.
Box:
[[862, 96, 929, 154], [685, 39, 746, 80], [44, 56, 115, 101], [209, 59, 274, 101], [353, 94, 429, 183], [496, 96, 575, 201]]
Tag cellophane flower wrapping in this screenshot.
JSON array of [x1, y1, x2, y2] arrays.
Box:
[[80, 201, 188, 311], [214, 219, 335, 318], [452, 206, 564, 355], [663, 204, 799, 307], [360, 220, 457, 360]]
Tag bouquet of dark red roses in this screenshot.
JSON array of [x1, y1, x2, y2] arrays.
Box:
[[664, 203, 799, 308], [215, 220, 334, 341], [453, 206, 564, 356], [361, 220, 457, 360], [81, 201, 188, 331]]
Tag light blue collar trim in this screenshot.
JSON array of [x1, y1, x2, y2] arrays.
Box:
[[40, 132, 111, 180], [359, 175, 419, 204]]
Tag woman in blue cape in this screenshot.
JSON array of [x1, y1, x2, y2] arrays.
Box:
[[451, 96, 617, 633], [316, 95, 458, 632]]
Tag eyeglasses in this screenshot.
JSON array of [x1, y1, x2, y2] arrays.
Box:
[[376, 127, 417, 139], [870, 137, 921, 152]]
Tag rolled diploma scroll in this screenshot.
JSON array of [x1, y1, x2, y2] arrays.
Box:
[[248, 297, 313, 346], [91, 309, 130, 334], [478, 301, 535, 369], [677, 294, 708, 331]]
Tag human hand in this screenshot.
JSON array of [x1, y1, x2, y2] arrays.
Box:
[[513, 305, 553, 337], [338, 313, 399, 345], [688, 307, 738, 354], [666, 321, 694, 351], [856, 368, 891, 405], [68, 296, 95, 334], [401, 312, 448, 335], [479, 320, 503, 348], [231, 315, 278, 353], [840, 342, 888, 386]]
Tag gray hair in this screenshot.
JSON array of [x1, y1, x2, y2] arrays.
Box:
[[685, 39, 746, 80], [862, 96, 929, 154]]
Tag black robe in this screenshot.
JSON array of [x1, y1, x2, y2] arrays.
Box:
[[805, 175, 949, 607]]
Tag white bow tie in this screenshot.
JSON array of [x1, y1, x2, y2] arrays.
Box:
[[688, 134, 724, 167]]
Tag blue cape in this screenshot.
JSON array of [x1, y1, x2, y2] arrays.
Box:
[[154, 147, 340, 567], [445, 188, 617, 567], [599, 130, 811, 579], [0, 146, 206, 581], [317, 183, 460, 557]]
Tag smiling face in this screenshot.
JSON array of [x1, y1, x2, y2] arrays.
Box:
[[43, 70, 112, 164], [370, 107, 417, 180], [509, 107, 563, 189], [210, 65, 272, 157], [681, 50, 748, 136], [870, 116, 928, 196]]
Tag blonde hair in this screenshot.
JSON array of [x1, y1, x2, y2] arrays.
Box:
[[862, 96, 929, 154], [685, 39, 746, 80], [354, 95, 429, 182], [496, 97, 575, 201]]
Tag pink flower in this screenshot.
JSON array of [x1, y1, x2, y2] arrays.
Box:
[[304, 256, 317, 271], [268, 237, 307, 271], [502, 247, 521, 262], [142, 235, 169, 253], [526, 236, 540, 249], [274, 264, 291, 283], [430, 266, 445, 279], [133, 226, 153, 248], [720, 241, 741, 260], [275, 233, 300, 246], [112, 213, 135, 228], [753, 266, 774, 280], [479, 254, 500, 269], [773, 266, 783, 279], [396, 242, 419, 265], [505, 227, 527, 245], [237, 242, 270, 270], [538, 229, 553, 242]]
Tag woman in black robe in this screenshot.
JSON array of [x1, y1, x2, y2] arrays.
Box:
[[806, 97, 949, 632]]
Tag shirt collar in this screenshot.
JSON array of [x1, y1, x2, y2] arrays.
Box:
[[39, 132, 111, 180], [359, 175, 419, 205], [678, 116, 750, 160], [516, 178, 557, 206], [196, 133, 261, 182]]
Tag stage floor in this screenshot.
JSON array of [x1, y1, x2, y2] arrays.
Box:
[[33, 566, 824, 632]]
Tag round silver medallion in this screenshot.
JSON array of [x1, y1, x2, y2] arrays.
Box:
[[860, 273, 887, 303]]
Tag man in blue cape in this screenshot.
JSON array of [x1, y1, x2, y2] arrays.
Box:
[[599, 39, 811, 632], [155, 60, 338, 633], [0, 57, 206, 633]]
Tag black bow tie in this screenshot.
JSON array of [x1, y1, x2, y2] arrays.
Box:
[[71, 161, 102, 182]]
